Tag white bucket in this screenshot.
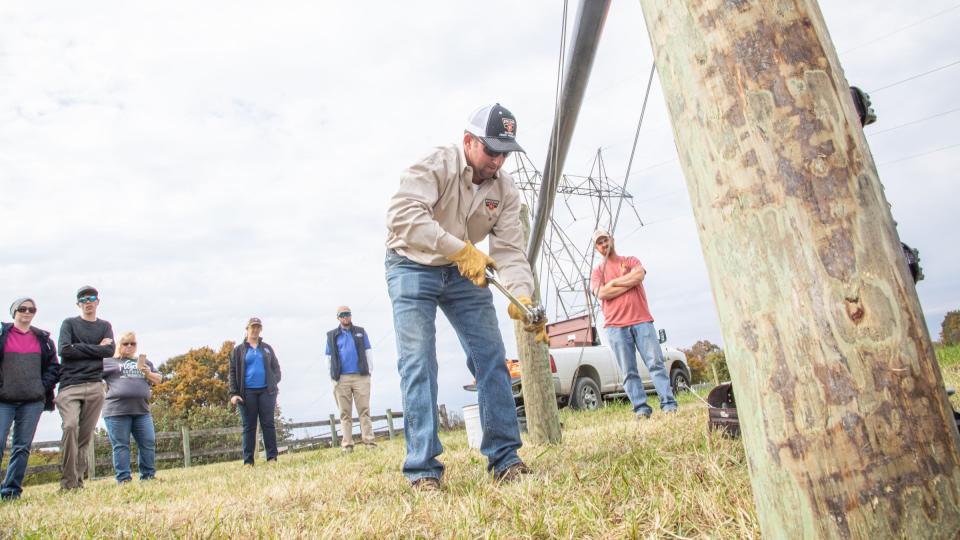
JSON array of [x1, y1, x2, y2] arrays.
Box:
[[462, 404, 482, 449]]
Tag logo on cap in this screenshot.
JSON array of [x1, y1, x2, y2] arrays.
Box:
[[501, 118, 515, 137]]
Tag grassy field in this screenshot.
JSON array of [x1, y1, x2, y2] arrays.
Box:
[[938, 343, 960, 369], [2, 393, 759, 539], [3, 347, 958, 539]]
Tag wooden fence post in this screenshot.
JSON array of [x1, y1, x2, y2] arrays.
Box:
[[386, 409, 395, 439], [86, 437, 96, 480], [438, 404, 449, 430], [182, 426, 191, 468], [329, 414, 339, 448]]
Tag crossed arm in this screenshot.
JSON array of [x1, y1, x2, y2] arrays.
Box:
[[594, 266, 646, 300]]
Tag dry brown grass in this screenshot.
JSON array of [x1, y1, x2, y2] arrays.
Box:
[[7, 349, 958, 539], [1, 396, 759, 539]]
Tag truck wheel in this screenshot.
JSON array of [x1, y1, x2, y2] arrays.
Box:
[[671, 368, 690, 394], [570, 377, 601, 410]]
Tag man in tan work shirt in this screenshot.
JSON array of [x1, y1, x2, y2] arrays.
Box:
[[385, 103, 546, 491]]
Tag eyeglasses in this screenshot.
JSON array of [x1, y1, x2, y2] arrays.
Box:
[[122, 342, 137, 347], [15, 306, 37, 314], [78, 295, 98, 304], [595, 237, 610, 246], [337, 312, 351, 318]]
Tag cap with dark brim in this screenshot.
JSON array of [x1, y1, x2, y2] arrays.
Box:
[[76, 285, 98, 299], [480, 136, 524, 154]]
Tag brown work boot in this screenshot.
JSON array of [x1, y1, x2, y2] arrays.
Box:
[[494, 461, 531, 484], [411, 477, 442, 492]]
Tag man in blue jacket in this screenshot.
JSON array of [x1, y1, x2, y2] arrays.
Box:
[[325, 306, 376, 452]]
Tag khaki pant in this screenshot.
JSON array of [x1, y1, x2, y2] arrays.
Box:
[[333, 374, 374, 447], [57, 381, 105, 489]]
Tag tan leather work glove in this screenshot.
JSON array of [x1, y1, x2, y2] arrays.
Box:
[[448, 241, 496, 287], [507, 295, 549, 345]]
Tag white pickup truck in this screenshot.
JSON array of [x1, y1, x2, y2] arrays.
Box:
[[507, 317, 692, 411]]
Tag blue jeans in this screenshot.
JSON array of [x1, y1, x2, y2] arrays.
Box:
[[385, 250, 522, 482], [606, 322, 677, 413], [239, 388, 278, 464], [0, 400, 44, 499], [103, 413, 157, 482]]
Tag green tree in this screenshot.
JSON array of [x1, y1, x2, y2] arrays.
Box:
[[683, 340, 722, 383], [941, 311, 960, 346], [707, 349, 730, 383]]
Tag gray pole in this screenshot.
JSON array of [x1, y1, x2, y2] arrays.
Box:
[[526, 0, 611, 267]]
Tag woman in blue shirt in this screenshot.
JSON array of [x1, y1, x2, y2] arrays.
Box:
[[227, 317, 282, 466]]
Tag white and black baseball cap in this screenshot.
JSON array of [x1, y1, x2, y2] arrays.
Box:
[[465, 103, 525, 153]]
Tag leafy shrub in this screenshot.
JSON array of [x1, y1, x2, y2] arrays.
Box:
[[941, 311, 960, 347]]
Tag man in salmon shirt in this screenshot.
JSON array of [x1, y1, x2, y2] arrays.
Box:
[[590, 229, 677, 419]]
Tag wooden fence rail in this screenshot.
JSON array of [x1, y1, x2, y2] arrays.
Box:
[[16, 408, 421, 479]]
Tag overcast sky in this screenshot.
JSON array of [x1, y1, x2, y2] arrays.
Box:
[[2, 1, 957, 442]]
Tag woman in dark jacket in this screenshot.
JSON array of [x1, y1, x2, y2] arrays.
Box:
[[228, 317, 281, 465], [0, 298, 60, 500]]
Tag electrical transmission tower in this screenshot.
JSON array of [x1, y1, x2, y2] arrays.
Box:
[[511, 148, 644, 323]]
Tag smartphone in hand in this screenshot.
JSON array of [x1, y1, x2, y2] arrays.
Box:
[[137, 354, 147, 370]]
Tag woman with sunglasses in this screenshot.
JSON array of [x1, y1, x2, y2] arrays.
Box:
[[0, 298, 59, 500], [102, 331, 162, 483], [228, 317, 282, 466]]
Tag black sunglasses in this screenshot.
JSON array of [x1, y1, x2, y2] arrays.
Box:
[[481, 145, 510, 159], [16, 306, 37, 314], [122, 342, 137, 347], [474, 136, 510, 158], [338, 312, 352, 318]]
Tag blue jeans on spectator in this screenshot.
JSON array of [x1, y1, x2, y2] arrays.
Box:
[[103, 413, 157, 482], [606, 322, 677, 414], [239, 388, 278, 464], [0, 400, 44, 499], [385, 250, 522, 482]]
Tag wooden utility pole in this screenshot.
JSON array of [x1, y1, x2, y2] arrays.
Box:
[[515, 204, 562, 444], [638, 1, 960, 537]]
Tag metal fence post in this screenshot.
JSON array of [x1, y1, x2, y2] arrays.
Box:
[[182, 426, 191, 468], [386, 409, 395, 439], [329, 414, 339, 448]]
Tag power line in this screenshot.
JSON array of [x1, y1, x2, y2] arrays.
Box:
[[878, 142, 960, 166], [867, 106, 960, 136], [869, 59, 960, 93], [611, 63, 656, 235], [841, 3, 960, 54]]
